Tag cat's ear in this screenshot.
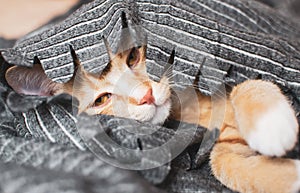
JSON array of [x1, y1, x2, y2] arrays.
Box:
[[5, 63, 62, 96]]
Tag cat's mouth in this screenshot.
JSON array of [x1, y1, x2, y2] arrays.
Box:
[[146, 98, 172, 125]]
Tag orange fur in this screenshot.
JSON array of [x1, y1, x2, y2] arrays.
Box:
[[211, 138, 299, 193], [207, 81, 299, 193], [174, 79, 299, 193]]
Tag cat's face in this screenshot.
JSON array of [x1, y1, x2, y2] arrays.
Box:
[[67, 46, 172, 124], [6, 46, 172, 125]]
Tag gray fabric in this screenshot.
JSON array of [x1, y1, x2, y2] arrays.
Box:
[[0, 87, 233, 192], [0, 91, 167, 193], [0, 0, 300, 192], [0, 37, 16, 49], [0, 134, 163, 193], [159, 152, 235, 193], [257, 0, 300, 21], [2, 0, 300, 95]]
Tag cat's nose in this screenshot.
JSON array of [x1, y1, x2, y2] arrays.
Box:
[[139, 89, 155, 105]]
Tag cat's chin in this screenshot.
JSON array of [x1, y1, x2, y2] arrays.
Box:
[[148, 99, 171, 125]]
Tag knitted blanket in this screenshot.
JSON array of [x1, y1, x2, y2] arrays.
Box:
[[0, 0, 299, 192]]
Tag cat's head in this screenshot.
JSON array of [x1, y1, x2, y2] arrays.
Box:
[[5, 45, 172, 125]]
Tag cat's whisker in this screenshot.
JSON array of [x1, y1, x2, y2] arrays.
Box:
[[161, 49, 175, 79], [162, 67, 173, 80], [170, 85, 206, 93], [164, 70, 189, 83], [162, 64, 174, 77]]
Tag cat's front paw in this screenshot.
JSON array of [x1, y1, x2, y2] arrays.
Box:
[[247, 101, 298, 157]]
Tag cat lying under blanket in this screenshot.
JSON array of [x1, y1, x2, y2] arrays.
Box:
[[5, 41, 300, 193]]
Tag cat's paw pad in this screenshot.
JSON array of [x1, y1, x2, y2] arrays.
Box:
[[247, 102, 298, 157]]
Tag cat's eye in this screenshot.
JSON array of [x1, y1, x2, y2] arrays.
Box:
[[94, 93, 111, 107], [126, 47, 140, 68]]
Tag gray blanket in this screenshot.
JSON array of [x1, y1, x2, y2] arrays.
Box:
[[0, 0, 299, 192]]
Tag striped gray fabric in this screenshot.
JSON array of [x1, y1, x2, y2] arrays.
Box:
[[0, 88, 232, 192], [0, 132, 164, 193], [160, 152, 232, 193], [1, 0, 300, 95], [0, 91, 168, 193], [0, 0, 300, 192]]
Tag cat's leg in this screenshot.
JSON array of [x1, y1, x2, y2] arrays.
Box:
[[230, 80, 298, 157], [210, 126, 300, 193]]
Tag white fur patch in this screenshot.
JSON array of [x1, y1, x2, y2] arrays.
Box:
[[292, 161, 300, 193], [123, 76, 171, 125], [150, 99, 171, 125], [247, 101, 298, 157]]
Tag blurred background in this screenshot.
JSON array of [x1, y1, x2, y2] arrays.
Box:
[[0, 0, 79, 39], [0, 0, 299, 40], [259, 0, 300, 21]]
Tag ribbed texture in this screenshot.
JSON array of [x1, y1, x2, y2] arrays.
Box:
[[0, 87, 234, 192], [0, 133, 163, 193], [1, 0, 299, 95], [0, 0, 300, 192]]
